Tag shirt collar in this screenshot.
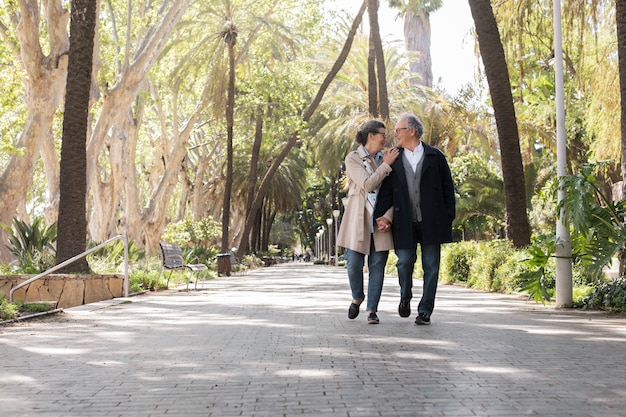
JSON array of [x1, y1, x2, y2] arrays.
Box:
[[364, 147, 384, 164]]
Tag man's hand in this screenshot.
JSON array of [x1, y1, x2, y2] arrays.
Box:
[[376, 217, 391, 232]]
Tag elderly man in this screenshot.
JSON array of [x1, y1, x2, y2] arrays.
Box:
[[374, 113, 456, 325]]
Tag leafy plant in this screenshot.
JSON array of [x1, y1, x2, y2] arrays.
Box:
[[1, 217, 57, 274], [520, 163, 626, 303], [0, 296, 19, 320], [579, 277, 626, 312]]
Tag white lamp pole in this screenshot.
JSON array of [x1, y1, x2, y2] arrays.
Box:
[[333, 210, 340, 266], [553, 0, 572, 307], [319, 228, 324, 261], [326, 218, 333, 264]]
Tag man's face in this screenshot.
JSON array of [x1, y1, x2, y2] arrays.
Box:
[[394, 118, 411, 148]]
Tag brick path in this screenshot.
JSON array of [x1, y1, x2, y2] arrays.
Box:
[[1, 262, 625, 417]]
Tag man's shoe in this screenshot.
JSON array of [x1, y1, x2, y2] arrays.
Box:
[[398, 300, 411, 317], [415, 313, 431, 325], [367, 312, 380, 324], [348, 302, 360, 319]]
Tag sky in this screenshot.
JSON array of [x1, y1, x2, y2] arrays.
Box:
[[377, 1, 477, 93]]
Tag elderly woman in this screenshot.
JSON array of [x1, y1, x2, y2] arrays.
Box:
[[336, 120, 399, 324]]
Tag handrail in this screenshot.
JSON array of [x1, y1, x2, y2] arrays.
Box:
[[9, 235, 129, 302]]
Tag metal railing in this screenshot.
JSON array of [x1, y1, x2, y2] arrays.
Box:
[[9, 235, 129, 302]]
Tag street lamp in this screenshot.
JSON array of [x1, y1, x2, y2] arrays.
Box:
[[319, 228, 324, 261], [326, 218, 333, 264], [333, 209, 340, 266], [316, 230, 322, 260]]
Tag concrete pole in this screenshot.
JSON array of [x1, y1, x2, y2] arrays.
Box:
[[554, 0, 573, 307]]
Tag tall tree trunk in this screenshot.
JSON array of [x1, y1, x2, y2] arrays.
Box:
[[618, 0, 626, 191], [404, 8, 433, 87], [221, 22, 237, 253], [235, 0, 368, 257], [368, 0, 389, 120], [241, 108, 264, 252], [56, 0, 97, 272], [468, 0, 531, 247], [0, 1, 69, 262], [367, 0, 379, 117]]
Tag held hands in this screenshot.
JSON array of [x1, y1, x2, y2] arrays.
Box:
[[382, 147, 400, 165], [376, 217, 392, 233]]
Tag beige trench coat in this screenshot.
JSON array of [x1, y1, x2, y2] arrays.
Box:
[[336, 145, 394, 255]]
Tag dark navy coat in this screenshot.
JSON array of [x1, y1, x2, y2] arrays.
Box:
[[373, 143, 456, 248]]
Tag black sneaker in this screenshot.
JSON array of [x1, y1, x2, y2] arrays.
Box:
[[367, 312, 379, 324], [398, 300, 411, 318], [348, 302, 360, 319], [415, 313, 431, 325]]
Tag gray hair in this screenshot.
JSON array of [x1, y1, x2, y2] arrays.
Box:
[[398, 113, 424, 139]]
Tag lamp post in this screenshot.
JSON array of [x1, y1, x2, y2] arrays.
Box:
[[319, 228, 324, 261], [326, 218, 333, 264], [332, 209, 340, 266]]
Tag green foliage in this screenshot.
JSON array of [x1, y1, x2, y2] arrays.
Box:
[[130, 268, 166, 292], [0, 296, 19, 320], [297, 180, 332, 252], [579, 278, 626, 313], [162, 217, 221, 264], [87, 239, 144, 273], [517, 238, 555, 303], [1, 218, 57, 274], [449, 154, 505, 240], [441, 241, 477, 284], [466, 240, 511, 292], [0, 293, 51, 321], [557, 164, 626, 273]]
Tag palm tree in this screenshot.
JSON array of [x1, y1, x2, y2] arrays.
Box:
[[388, 0, 443, 87], [56, 0, 97, 272], [368, 0, 390, 119], [618, 0, 626, 191], [467, 0, 531, 248], [220, 20, 237, 253]]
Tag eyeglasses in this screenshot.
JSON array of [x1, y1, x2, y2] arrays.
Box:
[[394, 127, 410, 134], [373, 131, 387, 137]]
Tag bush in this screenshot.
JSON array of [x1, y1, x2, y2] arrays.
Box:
[[1, 217, 57, 274], [441, 241, 477, 284], [0, 297, 18, 320], [466, 240, 510, 292], [579, 277, 626, 312]]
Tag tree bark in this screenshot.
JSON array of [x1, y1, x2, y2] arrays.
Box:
[[368, 0, 389, 120], [618, 0, 626, 192], [0, 0, 69, 262], [404, 8, 433, 87], [468, 0, 531, 247], [56, 0, 97, 272]]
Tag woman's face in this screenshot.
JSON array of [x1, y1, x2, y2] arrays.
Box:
[[368, 128, 388, 152]]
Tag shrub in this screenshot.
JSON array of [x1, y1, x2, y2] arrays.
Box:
[[1, 217, 57, 274], [466, 240, 510, 292], [0, 297, 18, 320], [580, 277, 626, 312], [441, 241, 477, 284]]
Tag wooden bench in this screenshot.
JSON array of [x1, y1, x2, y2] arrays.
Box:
[[158, 242, 208, 290]]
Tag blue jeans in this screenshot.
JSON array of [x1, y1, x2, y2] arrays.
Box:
[[345, 239, 389, 313], [394, 222, 441, 316]]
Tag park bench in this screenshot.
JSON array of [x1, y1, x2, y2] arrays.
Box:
[[158, 242, 208, 290]]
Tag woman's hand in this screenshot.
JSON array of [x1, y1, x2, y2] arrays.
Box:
[[382, 147, 400, 165], [376, 217, 392, 232]]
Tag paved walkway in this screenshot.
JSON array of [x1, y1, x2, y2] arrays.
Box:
[[1, 263, 626, 417]]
